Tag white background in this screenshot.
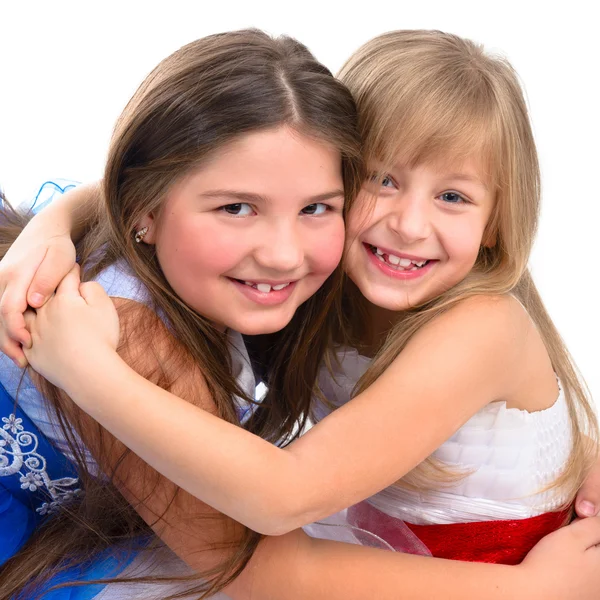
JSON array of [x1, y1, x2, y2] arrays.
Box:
[[1, 1, 598, 410]]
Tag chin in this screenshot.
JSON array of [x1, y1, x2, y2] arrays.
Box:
[[232, 314, 294, 336], [357, 285, 413, 312]]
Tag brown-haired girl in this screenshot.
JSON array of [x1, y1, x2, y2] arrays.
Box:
[[0, 27, 366, 599], [3, 29, 600, 600]]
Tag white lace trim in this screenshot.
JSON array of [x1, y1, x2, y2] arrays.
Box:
[[0, 412, 82, 515]]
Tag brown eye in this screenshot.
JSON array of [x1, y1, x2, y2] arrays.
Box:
[[221, 203, 253, 216], [301, 203, 328, 215]]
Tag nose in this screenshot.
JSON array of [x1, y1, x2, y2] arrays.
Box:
[[387, 194, 431, 244], [254, 219, 304, 273]]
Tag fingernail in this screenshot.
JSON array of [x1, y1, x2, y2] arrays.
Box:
[[579, 501, 598, 517], [29, 293, 45, 306]]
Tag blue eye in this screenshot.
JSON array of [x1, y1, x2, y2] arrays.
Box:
[[221, 203, 254, 216], [439, 192, 467, 204], [369, 173, 395, 188], [301, 203, 329, 216]]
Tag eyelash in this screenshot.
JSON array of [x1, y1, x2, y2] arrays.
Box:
[[220, 203, 254, 217], [369, 173, 396, 188], [219, 202, 333, 217], [301, 203, 331, 216], [437, 191, 470, 205], [371, 174, 471, 205]]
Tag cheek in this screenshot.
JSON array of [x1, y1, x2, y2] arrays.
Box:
[[444, 220, 486, 266], [155, 216, 242, 283], [307, 219, 345, 276], [346, 192, 377, 240]]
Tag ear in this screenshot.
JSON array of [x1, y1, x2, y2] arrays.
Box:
[[135, 213, 157, 244]]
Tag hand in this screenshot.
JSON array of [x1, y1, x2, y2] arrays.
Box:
[[576, 452, 600, 518], [0, 228, 76, 366], [519, 516, 600, 599], [23, 266, 119, 391]]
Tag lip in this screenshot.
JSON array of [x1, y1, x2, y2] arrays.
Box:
[[229, 278, 298, 306], [363, 243, 437, 280], [365, 243, 431, 263], [237, 279, 297, 286]]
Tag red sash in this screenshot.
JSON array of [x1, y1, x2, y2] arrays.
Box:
[[348, 501, 571, 565]]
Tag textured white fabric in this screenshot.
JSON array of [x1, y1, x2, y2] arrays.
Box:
[[315, 345, 572, 525]]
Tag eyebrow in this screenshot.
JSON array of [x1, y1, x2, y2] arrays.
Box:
[[199, 189, 345, 204], [443, 174, 489, 192]]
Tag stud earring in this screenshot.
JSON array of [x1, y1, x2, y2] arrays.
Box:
[[134, 226, 149, 243]]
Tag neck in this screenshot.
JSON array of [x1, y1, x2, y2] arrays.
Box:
[[357, 302, 404, 358]]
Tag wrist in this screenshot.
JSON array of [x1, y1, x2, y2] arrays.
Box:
[[61, 346, 126, 405], [28, 208, 73, 240]]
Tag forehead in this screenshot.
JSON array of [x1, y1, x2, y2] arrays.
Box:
[[199, 127, 340, 180], [162, 126, 344, 210]]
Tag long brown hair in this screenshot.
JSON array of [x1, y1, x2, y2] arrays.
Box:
[[337, 30, 597, 495], [0, 29, 362, 598]]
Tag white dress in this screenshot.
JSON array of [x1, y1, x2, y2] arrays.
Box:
[[313, 345, 572, 532]]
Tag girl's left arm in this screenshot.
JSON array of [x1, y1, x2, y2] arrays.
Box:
[[23, 283, 586, 535]]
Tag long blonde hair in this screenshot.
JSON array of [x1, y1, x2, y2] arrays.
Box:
[[337, 30, 597, 497]]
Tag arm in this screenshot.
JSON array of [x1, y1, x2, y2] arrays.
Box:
[[22, 275, 600, 600], [25, 286, 536, 534], [233, 520, 600, 600], [0, 181, 98, 364]]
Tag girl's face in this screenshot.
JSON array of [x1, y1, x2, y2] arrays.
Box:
[[144, 126, 345, 335], [345, 157, 495, 311]]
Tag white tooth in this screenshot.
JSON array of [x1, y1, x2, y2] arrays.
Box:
[[375, 247, 384, 255], [244, 281, 255, 286], [398, 258, 413, 268], [272, 283, 289, 291], [376, 254, 385, 262], [256, 283, 272, 293], [414, 261, 425, 267], [388, 254, 401, 265]]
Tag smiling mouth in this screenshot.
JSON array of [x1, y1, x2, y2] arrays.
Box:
[[367, 244, 431, 271], [232, 279, 292, 293]]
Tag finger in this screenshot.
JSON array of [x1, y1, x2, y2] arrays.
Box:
[[23, 308, 37, 332], [79, 281, 112, 306], [576, 458, 600, 518], [564, 515, 600, 549], [55, 264, 82, 298], [27, 242, 77, 307], [0, 337, 28, 368], [0, 285, 32, 346]]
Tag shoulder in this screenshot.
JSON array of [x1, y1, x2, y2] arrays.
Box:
[[391, 294, 531, 396], [110, 297, 215, 414], [412, 294, 529, 351], [93, 260, 152, 306]]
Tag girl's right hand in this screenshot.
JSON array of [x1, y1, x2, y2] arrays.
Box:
[[22, 266, 120, 392], [0, 226, 76, 366], [520, 517, 600, 599]]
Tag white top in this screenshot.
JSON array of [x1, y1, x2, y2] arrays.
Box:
[[315, 345, 572, 525], [0, 259, 258, 599]]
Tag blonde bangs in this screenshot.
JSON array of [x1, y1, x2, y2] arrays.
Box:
[[341, 30, 507, 183]]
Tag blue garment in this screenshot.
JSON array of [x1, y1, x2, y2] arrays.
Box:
[[0, 381, 80, 566], [0, 382, 138, 598]]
